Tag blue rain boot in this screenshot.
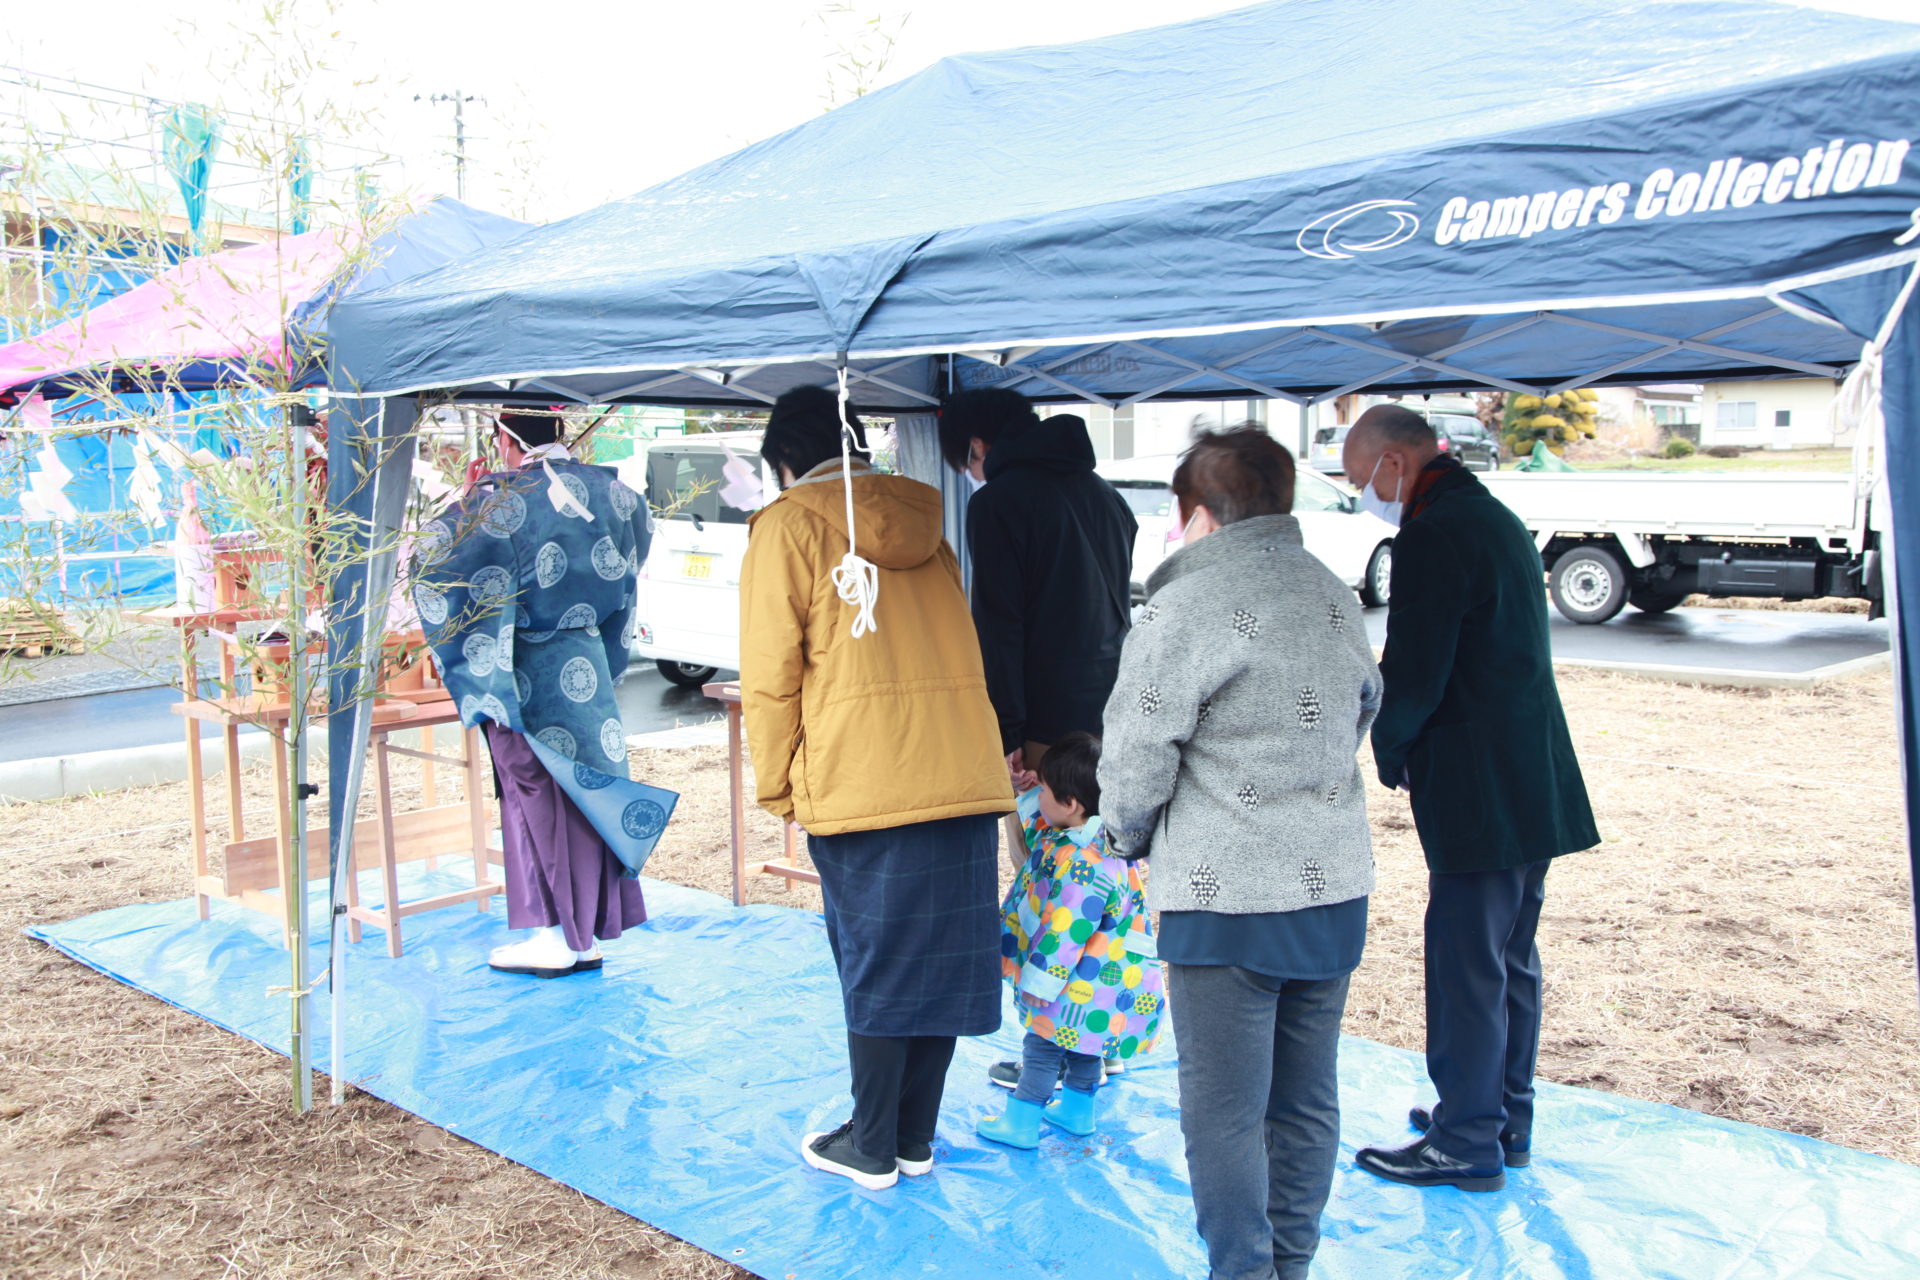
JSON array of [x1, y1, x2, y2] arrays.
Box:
[[1045, 1087, 1097, 1137], [977, 1096, 1044, 1149]]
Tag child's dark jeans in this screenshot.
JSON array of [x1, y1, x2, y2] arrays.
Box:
[[1014, 1030, 1102, 1103]]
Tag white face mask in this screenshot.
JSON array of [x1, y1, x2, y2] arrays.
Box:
[[1177, 506, 1208, 546], [717, 445, 765, 511], [1359, 456, 1405, 528]]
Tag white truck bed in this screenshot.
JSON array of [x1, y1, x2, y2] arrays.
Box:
[[1481, 472, 1862, 544]]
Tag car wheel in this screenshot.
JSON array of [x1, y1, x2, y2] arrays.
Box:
[[656, 660, 719, 688], [1549, 545, 1628, 624], [1360, 542, 1393, 608], [1628, 586, 1689, 614]]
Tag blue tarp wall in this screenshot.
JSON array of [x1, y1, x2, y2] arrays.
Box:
[[0, 394, 243, 604], [4, 228, 219, 605]]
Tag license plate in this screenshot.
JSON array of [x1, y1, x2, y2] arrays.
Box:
[[682, 554, 714, 580]]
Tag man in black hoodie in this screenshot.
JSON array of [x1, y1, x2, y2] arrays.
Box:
[[940, 389, 1138, 782]]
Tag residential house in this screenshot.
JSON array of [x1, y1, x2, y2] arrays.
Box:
[[1698, 378, 1844, 449]]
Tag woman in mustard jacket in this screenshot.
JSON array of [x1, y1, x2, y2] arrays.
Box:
[[740, 386, 1013, 1191]]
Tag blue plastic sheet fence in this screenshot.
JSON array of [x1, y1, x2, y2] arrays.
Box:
[[28, 866, 1920, 1279], [0, 394, 254, 605]]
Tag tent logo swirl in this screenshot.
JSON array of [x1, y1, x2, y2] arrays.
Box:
[[1296, 199, 1422, 260]]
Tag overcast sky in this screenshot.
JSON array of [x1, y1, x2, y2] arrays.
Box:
[[5, 0, 1915, 222]]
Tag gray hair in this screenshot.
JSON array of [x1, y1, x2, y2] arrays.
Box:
[[1355, 403, 1436, 449]]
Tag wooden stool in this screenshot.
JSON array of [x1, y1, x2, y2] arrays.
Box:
[[340, 697, 503, 958], [704, 681, 814, 906]]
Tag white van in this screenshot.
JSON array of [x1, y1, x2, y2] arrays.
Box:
[[628, 432, 772, 686]]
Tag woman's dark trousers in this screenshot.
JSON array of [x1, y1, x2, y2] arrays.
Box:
[[846, 1033, 957, 1160], [1168, 964, 1350, 1280]]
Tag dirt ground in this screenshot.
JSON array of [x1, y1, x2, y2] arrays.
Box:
[[1, 667, 1914, 1278]]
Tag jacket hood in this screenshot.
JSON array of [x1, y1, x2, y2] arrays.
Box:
[[984, 413, 1096, 481], [767, 461, 946, 570]]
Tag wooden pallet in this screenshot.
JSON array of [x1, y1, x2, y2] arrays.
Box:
[[0, 637, 86, 658], [0, 601, 84, 657]]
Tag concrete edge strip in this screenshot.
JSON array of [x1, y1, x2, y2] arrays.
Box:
[[4, 643, 1887, 802], [3, 715, 736, 804], [1550, 649, 1890, 689], [0, 733, 277, 805], [625, 722, 730, 751]]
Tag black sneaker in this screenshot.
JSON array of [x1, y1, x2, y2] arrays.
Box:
[[801, 1122, 898, 1190], [988, 1058, 1108, 1090], [896, 1140, 934, 1177]]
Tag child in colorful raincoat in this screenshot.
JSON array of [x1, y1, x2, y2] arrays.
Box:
[[978, 732, 1165, 1149]]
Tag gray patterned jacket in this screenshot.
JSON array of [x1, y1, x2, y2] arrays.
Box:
[[1098, 513, 1382, 915]]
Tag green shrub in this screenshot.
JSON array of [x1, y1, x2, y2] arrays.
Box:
[[1703, 444, 1743, 458], [1662, 436, 1697, 458]]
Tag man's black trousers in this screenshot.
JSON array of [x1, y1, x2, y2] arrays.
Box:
[[1424, 858, 1551, 1170]]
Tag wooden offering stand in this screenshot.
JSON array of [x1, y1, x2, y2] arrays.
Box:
[[130, 572, 500, 956], [703, 681, 810, 907], [338, 692, 501, 958]]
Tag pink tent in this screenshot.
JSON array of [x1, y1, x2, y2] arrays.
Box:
[[0, 230, 349, 397]]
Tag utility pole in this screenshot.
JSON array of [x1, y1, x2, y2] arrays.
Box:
[[415, 90, 483, 200]]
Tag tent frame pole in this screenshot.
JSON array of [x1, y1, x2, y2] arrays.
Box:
[[284, 401, 314, 1114]]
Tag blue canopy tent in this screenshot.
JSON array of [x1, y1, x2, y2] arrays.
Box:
[[0, 196, 530, 399], [325, 0, 1920, 989], [0, 198, 530, 607]]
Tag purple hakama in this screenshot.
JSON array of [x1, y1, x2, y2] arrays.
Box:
[[485, 723, 647, 952]]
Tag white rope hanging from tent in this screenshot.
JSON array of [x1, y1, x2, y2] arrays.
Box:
[[830, 364, 879, 638], [1828, 246, 1920, 482]]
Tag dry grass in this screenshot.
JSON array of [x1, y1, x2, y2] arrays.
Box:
[[1682, 595, 1872, 615], [0, 753, 754, 1280], [1349, 668, 1918, 1157], [1, 668, 1915, 1278]]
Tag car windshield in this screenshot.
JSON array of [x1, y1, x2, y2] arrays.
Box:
[[646, 448, 752, 525], [1109, 480, 1173, 519], [1312, 426, 1349, 448], [1294, 469, 1351, 512]]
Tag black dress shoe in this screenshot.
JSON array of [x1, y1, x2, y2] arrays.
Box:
[[1356, 1135, 1506, 1192], [1409, 1105, 1531, 1168]]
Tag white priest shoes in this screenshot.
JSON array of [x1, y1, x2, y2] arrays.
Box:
[[488, 926, 600, 978]]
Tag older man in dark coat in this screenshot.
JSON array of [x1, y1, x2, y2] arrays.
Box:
[[1345, 404, 1598, 1192]]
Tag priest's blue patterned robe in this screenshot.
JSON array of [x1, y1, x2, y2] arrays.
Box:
[[413, 455, 676, 877]]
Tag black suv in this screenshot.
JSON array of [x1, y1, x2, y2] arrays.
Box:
[[1423, 411, 1502, 472]]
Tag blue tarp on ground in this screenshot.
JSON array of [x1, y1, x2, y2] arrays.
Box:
[[27, 866, 1920, 1280]]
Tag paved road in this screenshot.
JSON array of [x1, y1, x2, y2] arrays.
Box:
[[0, 665, 729, 765], [1358, 604, 1889, 675], [0, 606, 1889, 766]]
